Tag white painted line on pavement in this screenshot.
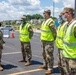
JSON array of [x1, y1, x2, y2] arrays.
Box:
[[3, 45, 58, 75], [7, 66, 58, 75], [3, 45, 42, 58], [3, 51, 42, 58], [7, 69, 43, 75], [3, 45, 57, 62], [3, 52, 21, 55]]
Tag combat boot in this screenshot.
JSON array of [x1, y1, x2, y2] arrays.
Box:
[[38, 65, 47, 69], [0, 65, 3, 71], [25, 59, 31, 66], [45, 70, 53, 74], [18, 59, 26, 62]]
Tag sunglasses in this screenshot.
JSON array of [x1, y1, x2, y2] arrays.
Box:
[[63, 12, 69, 15]]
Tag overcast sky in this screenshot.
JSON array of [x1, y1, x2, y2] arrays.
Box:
[[0, 0, 75, 21]]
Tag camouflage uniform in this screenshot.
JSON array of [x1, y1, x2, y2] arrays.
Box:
[[19, 18, 33, 66], [39, 10, 56, 74], [61, 7, 76, 74], [20, 42, 32, 61], [62, 58, 76, 75], [0, 23, 5, 70], [42, 40, 54, 70], [0, 30, 3, 63], [41, 25, 56, 70], [20, 25, 33, 60], [0, 30, 4, 71], [57, 21, 66, 75], [62, 25, 76, 75], [58, 48, 64, 75]]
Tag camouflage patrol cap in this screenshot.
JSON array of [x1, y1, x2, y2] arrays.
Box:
[[20, 16, 26, 20], [62, 7, 74, 15], [43, 10, 51, 15], [59, 12, 63, 16]]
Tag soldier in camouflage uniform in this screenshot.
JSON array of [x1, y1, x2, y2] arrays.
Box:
[[18, 16, 33, 66], [56, 12, 67, 75], [0, 22, 4, 71], [39, 10, 56, 74], [62, 7, 76, 75]]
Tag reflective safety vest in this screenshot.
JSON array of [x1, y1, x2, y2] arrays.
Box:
[[63, 20, 76, 58], [56, 22, 68, 49], [40, 18, 55, 41], [20, 23, 31, 42]]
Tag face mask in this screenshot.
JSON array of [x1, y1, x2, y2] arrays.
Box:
[[20, 21, 24, 25], [58, 17, 62, 24], [62, 15, 67, 21]]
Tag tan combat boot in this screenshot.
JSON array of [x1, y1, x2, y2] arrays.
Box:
[[0, 65, 3, 71], [25, 59, 31, 66], [18, 59, 26, 62], [45, 70, 53, 74], [38, 65, 47, 69]]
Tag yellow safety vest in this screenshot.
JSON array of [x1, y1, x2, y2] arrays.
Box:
[[20, 23, 31, 42], [40, 18, 55, 41], [56, 22, 67, 49], [63, 20, 76, 58]]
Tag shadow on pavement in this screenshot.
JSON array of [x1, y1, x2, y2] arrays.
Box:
[[3, 64, 18, 70], [31, 60, 43, 65], [53, 67, 60, 73], [45, 67, 60, 75]]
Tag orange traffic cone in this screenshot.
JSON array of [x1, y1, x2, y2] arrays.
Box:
[[11, 30, 15, 38]]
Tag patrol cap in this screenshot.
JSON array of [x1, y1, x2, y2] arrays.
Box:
[[62, 7, 74, 15], [59, 12, 63, 16], [43, 10, 51, 15], [20, 16, 26, 20]]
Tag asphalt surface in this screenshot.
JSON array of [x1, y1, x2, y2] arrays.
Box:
[[0, 31, 61, 75]]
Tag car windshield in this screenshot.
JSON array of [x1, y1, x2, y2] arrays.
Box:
[[4, 26, 12, 30]]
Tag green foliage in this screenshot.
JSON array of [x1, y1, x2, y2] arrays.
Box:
[[32, 14, 44, 19], [51, 16, 57, 20], [26, 15, 32, 21], [23, 14, 44, 21]]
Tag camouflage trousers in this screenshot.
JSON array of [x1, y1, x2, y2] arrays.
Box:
[[41, 41, 54, 70], [20, 42, 32, 61], [62, 57, 76, 75], [58, 49, 65, 75], [0, 49, 2, 64], [58, 49, 63, 66]]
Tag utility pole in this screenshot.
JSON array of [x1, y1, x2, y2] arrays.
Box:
[[53, 1, 55, 17]]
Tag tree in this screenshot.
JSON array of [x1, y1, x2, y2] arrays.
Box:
[[26, 15, 32, 21], [32, 14, 44, 19], [23, 14, 44, 21]]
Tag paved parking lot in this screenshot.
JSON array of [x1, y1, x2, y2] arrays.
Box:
[[0, 31, 60, 75]]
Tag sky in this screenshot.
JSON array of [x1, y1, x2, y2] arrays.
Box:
[[0, 0, 75, 21]]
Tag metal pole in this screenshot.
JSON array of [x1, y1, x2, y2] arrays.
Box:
[[53, 1, 55, 17], [75, 0, 76, 18]]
